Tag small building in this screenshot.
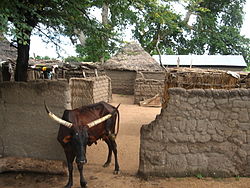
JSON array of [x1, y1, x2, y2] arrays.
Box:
[[152, 55, 247, 71], [103, 42, 163, 95]]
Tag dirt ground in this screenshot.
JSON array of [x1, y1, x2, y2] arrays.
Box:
[[1, 94, 250, 188]]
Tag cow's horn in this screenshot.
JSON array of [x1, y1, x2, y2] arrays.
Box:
[[87, 114, 112, 128], [44, 102, 73, 128]]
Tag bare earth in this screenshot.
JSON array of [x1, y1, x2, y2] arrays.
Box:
[[1, 94, 250, 188]]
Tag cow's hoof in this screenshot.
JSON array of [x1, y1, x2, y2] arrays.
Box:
[[80, 181, 87, 188], [64, 182, 72, 188], [64, 184, 72, 188], [113, 170, 120, 175], [103, 163, 110, 168]]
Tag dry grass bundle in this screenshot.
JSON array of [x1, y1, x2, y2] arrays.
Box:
[[162, 68, 241, 107], [165, 68, 239, 89]]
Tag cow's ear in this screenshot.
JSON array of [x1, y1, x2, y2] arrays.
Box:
[[63, 135, 72, 143]]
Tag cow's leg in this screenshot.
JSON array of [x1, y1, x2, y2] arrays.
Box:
[[77, 163, 87, 188], [64, 150, 75, 188], [103, 139, 112, 167], [110, 139, 120, 174]]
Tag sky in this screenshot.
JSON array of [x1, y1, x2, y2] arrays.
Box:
[[29, 1, 250, 59]]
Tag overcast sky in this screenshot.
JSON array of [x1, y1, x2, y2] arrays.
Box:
[[29, 1, 250, 59]]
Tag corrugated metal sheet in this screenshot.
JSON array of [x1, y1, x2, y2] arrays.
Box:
[[152, 55, 247, 67]]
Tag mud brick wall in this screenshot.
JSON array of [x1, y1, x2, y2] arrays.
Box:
[[105, 70, 136, 95], [0, 80, 70, 160], [139, 88, 250, 177], [93, 76, 112, 103], [70, 75, 112, 109], [134, 71, 164, 104]]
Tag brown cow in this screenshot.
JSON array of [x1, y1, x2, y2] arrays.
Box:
[[45, 101, 120, 188]]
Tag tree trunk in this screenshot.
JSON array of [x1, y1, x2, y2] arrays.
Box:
[[74, 29, 86, 46], [15, 32, 31, 82], [100, 2, 109, 64], [101, 3, 109, 26]]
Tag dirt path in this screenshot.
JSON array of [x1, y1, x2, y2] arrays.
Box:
[[1, 94, 250, 188]]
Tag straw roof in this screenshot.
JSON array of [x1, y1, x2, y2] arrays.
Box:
[[162, 67, 242, 108], [165, 67, 240, 89], [103, 42, 163, 71], [0, 35, 17, 61]]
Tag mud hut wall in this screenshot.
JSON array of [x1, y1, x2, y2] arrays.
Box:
[[139, 88, 250, 178], [70, 76, 111, 109], [0, 81, 70, 161], [134, 71, 165, 104], [138, 71, 165, 80], [105, 70, 136, 95], [93, 76, 112, 103]]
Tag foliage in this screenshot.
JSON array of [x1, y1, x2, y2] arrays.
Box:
[[235, 175, 241, 181], [244, 64, 250, 72], [74, 0, 140, 62], [64, 56, 85, 62], [183, 0, 250, 63], [132, 1, 185, 55], [32, 55, 52, 60], [1, 0, 100, 44], [0, 0, 103, 81], [130, 0, 250, 65], [196, 173, 203, 179], [74, 22, 121, 62]]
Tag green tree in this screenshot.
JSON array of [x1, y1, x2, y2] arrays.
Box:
[[131, 0, 249, 64], [75, 36, 118, 62], [33, 55, 52, 60], [0, 0, 101, 81], [132, 1, 185, 55], [186, 0, 250, 63], [75, 0, 138, 62]]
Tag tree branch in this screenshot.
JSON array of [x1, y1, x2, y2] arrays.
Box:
[[34, 26, 66, 56]]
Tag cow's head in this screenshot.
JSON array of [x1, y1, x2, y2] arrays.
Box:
[[44, 103, 112, 164], [71, 126, 89, 164]]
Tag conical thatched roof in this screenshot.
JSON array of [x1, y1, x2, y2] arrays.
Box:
[[103, 42, 163, 71], [0, 35, 17, 61]]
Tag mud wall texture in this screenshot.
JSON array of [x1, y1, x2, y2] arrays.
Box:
[[70, 76, 112, 109], [134, 71, 164, 104], [0, 78, 112, 161], [139, 88, 250, 177], [105, 70, 136, 95], [0, 81, 70, 161]]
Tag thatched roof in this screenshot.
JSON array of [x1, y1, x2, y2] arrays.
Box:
[[162, 67, 243, 108], [103, 42, 163, 71], [0, 35, 17, 61]]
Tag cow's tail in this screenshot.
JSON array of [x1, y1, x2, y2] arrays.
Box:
[[114, 103, 120, 138]]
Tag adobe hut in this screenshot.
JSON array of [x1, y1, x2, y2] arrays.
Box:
[[103, 42, 163, 95]]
